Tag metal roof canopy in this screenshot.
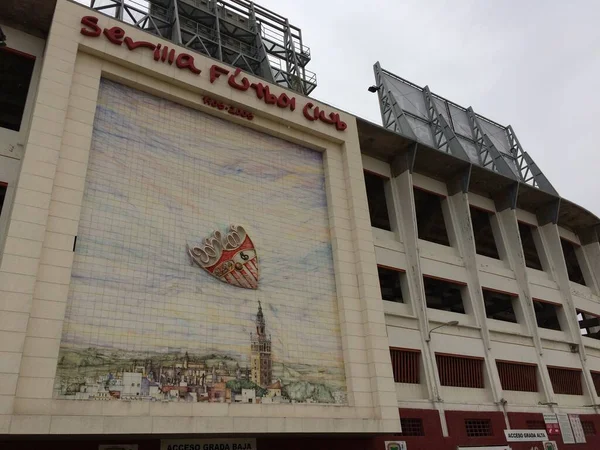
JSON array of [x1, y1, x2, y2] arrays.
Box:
[[373, 62, 557, 196], [357, 115, 600, 238]]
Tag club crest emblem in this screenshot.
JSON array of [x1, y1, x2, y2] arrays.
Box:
[[187, 224, 259, 289]]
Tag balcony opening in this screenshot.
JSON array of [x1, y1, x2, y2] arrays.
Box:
[[465, 419, 493, 437], [0, 48, 36, 132], [470, 207, 500, 259], [390, 348, 420, 384], [496, 361, 538, 392], [482, 289, 517, 323], [561, 238, 586, 285], [364, 171, 391, 231], [378, 266, 404, 303], [399, 418, 425, 436], [0, 183, 6, 216], [518, 222, 543, 270], [533, 300, 561, 331], [548, 366, 583, 395], [414, 188, 450, 246], [436, 354, 484, 388], [577, 309, 600, 340], [592, 371, 600, 396], [423, 276, 465, 314]]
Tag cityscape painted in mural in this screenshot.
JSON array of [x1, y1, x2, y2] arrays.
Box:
[[54, 80, 347, 404]]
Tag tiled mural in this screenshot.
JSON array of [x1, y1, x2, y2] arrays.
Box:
[[54, 79, 347, 404]]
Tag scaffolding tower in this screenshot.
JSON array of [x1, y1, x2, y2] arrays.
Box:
[[84, 0, 316, 95]]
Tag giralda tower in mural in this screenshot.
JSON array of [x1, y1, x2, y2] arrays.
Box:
[[251, 302, 272, 387]]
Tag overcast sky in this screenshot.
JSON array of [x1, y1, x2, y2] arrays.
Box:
[[256, 0, 600, 216]]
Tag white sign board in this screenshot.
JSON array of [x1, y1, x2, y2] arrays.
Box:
[[161, 439, 256, 450], [384, 441, 407, 450], [542, 441, 558, 450], [556, 413, 575, 444], [568, 414, 586, 444], [504, 429, 549, 442]]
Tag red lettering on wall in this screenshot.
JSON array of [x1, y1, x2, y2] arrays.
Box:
[[123, 37, 156, 51], [203, 96, 254, 121], [103, 26, 125, 45], [80, 16, 101, 37], [78, 16, 346, 131], [210, 65, 229, 83], [228, 68, 250, 91], [175, 53, 201, 75]]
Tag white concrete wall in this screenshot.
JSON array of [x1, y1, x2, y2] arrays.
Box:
[[0, 0, 399, 435], [362, 151, 600, 427]]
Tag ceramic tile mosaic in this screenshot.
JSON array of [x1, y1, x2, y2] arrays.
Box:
[[54, 79, 346, 404]]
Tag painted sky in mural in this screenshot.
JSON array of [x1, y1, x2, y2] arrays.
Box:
[[55, 79, 346, 404]]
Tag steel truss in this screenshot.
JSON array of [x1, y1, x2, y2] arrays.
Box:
[[422, 85, 469, 162], [373, 62, 557, 195], [84, 0, 316, 95]]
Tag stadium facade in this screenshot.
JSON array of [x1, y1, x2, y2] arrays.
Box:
[[1, 1, 600, 449]]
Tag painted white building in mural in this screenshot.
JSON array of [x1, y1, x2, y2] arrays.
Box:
[[0, 1, 600, 449]]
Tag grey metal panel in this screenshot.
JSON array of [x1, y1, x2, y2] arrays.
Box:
[[406, 116, 434, 147], [384, 75, 428, 119], [448, 104, 472, 139], [458, 137, 480, 165], [433, 97, 451, 124], [478, 118, 511, 155]]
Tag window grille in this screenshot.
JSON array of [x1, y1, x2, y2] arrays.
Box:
[[497, 361, 538, 392], [581, 421, 596, 436], [436, 354, 484, 388], [465, 419, 493, 437], [548, 367, 583, 395], [390, 348, 420, 384], [399, 418, 425, 436]]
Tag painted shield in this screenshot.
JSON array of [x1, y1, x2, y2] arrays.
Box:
[[187, 225, 259, 289]]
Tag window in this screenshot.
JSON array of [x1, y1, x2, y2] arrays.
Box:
[[581, 420, 597, 436], [465, 419, 493, 437], [413, 188, 450, 246], [424, 276, 465, 314], [399, 418, 425, 436], [378, 266, 404, 303], [561, 239, 586, 285], [0, 183, 6, 216], [482, 289, 517, 323], [518, 222, 543, 270], [364, 171, 391, 230], [526, 420, 546, 430], [591, 371, 600, 396], [533, 300, 561, 331], [548, 367, 583, 395], [390, 348, 420, 384], [577, 310, 600, 340], [0, 48, 36, 131], [470, 207, 500, 259], [496, 361, 537, 392], [436, 354, 484, 388]]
